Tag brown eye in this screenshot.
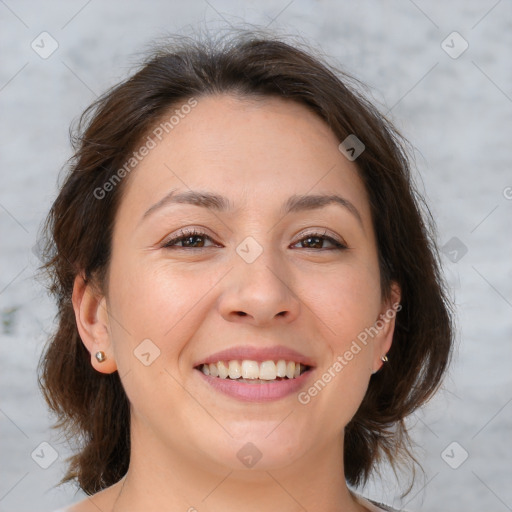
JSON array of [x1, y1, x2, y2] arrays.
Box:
[[293, 231, 347, 250], [162, 229, 215, 249]]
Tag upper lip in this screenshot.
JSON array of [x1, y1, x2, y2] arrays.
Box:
[[194, 345, 316, 368]]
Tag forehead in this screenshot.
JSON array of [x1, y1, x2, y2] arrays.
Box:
[[118, 94, 372, 225]]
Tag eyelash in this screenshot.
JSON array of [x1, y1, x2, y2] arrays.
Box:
[[161, 228, 348, 251]]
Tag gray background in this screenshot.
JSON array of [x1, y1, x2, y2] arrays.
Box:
[[1, 1, 511, 511]]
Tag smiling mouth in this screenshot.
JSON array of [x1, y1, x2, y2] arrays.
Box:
[[194, 360, 312, 382]]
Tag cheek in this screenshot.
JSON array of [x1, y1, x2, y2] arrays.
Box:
[[108, 249, 382, 363], [300, 264, 379, 412], [107, 262, 215, 365], [105, 264, 210, 419], [303, 263, 382, 345]]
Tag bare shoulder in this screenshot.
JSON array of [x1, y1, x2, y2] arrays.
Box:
[[51, 498, 103, 512], [353, 492, 409, 512], [53, 481, 122, 512]]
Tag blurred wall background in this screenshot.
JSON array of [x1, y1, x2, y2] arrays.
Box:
[[1, 1, 511, 511]]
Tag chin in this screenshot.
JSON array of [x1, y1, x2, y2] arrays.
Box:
[[196, 426, 308, 472]]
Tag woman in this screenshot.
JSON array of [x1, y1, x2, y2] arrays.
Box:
[[39, 29, 453, 512]]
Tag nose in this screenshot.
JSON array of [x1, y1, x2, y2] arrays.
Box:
[[217, 251, 301, 326]]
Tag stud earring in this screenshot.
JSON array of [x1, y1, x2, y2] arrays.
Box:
[[381, 355, 389, 363], [95, 351, 107, 363]]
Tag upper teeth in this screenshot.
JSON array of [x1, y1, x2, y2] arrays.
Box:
[[199, 360, 306, 380]]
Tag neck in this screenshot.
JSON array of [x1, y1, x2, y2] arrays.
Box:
[[112, 423, 364, 512]]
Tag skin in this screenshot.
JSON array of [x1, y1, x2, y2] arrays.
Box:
[[71, 94, 401, 512]]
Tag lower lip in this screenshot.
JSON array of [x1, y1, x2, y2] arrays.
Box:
[[195, 368, 314, 402]]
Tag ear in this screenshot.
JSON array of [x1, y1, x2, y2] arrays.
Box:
[[372, 281, 401, 374], [72, 274, 118, 374]]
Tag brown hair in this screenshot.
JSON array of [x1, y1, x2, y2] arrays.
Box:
[[37, 28, 454, 496]]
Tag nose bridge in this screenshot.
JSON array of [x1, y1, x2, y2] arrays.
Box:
[[218, 234, 300, 324]]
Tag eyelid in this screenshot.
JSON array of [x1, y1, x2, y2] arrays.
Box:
[[160, 227, 217, 248], [161, 226, 348, 250], [293, 228, 347, 247]]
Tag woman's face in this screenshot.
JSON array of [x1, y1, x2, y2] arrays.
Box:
[[83, 94, 399, 474]]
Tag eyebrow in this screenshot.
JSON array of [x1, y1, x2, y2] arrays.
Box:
[[140, 189, 364, 229]]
